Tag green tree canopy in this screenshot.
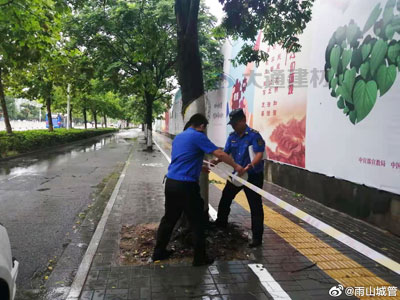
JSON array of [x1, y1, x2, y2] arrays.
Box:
[[218, 0, 315, 66], [0, 0, 67, 133]]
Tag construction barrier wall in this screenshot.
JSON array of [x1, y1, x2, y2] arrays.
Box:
[[155, 0, 400, 234]]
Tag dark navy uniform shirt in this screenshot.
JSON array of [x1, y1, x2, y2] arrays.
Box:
[[224, 126, 265, 175], [167, 128, 218, 182]]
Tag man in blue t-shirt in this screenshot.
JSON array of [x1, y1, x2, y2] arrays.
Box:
[[211, 108, 266, 248], [152, 113, 244, 266]]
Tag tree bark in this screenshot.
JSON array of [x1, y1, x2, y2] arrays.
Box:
[[145, 92, 153, 151], [103, 115, 107, 128], [46, 93, 54, 132], [93, 110, 97, 129], [0, 67, 12, 134], [175, 0, 204, 115], [175, 0, 208, 208], [83, 106, 87, 129], [69, 105, 73, 128]]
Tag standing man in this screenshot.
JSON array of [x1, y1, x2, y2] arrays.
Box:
[[212, 108, 266, 247], [152, 113, 244, 266]]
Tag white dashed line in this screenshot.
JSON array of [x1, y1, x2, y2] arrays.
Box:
[[249, 264, 292, 300]]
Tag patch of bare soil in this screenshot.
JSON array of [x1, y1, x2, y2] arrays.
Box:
[[119, 222, 252, 265]]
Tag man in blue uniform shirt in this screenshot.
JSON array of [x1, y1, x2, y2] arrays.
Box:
[[152, 113, 244, 266], [212, 108, 266, 247]]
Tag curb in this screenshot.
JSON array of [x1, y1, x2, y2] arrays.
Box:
[[65, 147, 134, 300]]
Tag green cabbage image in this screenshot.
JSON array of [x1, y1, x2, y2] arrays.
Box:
[[325, 0, 400, 124]]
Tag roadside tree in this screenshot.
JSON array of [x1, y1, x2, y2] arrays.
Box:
[[69, 0, 176, 150], [174, 0, 314, 205], [0, 0, 66, 133]]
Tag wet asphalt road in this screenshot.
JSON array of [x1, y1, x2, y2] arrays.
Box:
[[0, 129, 138, 293]]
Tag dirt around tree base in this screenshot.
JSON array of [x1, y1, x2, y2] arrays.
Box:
[[119, 222, 253, 265]]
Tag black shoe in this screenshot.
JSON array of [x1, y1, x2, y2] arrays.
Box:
[[209, 220, 227, 229], [152, 249, 173, 261], [192, 256, 215, 267], [248, 239, 262, 248]]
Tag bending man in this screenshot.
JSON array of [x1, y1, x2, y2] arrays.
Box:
[[152, 113, 244, 266]]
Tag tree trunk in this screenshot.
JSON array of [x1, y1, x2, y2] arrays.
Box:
[[46, 94, 54, 132], [83, 106, 87, 129], [184, 96, 208, 208], [145, 93, 153, 151], [126, 119, 130, 128], [103, 115, 107, 128], [69, 105, 73, 129], [175, 0, 208, 208], [0, 68, 12, 134], [175, 0, 204, 115], [141, 123, 145, 131], [93, 110, 97, 129]]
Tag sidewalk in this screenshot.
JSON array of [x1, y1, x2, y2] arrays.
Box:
[[75, 132, 400, 300]]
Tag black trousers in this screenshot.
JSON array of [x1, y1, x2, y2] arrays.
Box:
[[216, 172, 264, 240], [154, 178, 206, 261]]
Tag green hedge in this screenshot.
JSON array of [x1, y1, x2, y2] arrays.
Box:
[[0, 128, 118, 159]]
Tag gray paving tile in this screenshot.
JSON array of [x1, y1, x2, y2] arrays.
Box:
[[140, 287, 150, 298], [216, 283, 263, 294], [212, 274, 245, 284], [92, 290, 106, 300], [106, 288, 129, 295], [80, 290, 94, 300], [181, 284, 220, 297], [220, 294, 272, 300], [104, 295, 127, 300]]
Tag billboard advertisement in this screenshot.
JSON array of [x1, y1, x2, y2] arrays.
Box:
[[306, 0, 400, 194], [158, 0, 400, 195]]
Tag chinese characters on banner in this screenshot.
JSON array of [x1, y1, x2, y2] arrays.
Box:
[[359, 157, 400, 171], [261, 45, 284, 119], [253, 33, 309, 168]]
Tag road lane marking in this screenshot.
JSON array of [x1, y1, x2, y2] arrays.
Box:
[[66, 148, 134, 300], [153, 139, 171, 163], [249, 264, 292, 300], [208, 204, 218, 221]]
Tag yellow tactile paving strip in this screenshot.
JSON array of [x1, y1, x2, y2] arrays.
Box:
[[210, 172, 400, 300]]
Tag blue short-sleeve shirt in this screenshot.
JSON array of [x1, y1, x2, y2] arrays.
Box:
[[167, 128, 218, 182], [224, 126, 265, 175]]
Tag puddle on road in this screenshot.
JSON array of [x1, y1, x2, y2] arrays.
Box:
[[141, 163, 164, 167], [0, 130, 136, 182]]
